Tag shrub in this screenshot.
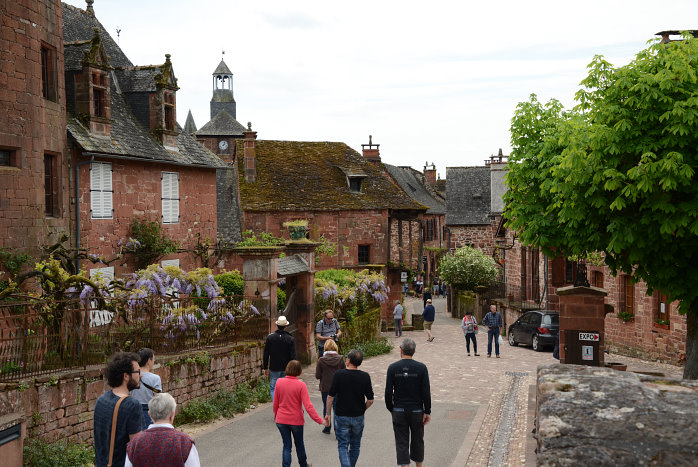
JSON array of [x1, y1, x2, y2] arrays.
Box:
[[127, 218, 179, 270], [253, 378, 272, 404], [214, 270, 244, 296], [23, 439, 94, 467], [355, 337, 393, 357], [277, 287, 287, 312], [232, 382, 253, 413], [437, 246, 498, 291]]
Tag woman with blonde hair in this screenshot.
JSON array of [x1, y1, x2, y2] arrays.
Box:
[[315, 339, 345, 434], [274, 360, 326, 467]]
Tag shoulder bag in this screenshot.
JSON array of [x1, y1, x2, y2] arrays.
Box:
[[107, 396, 126, 467]]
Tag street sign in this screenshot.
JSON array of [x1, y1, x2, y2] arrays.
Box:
[[422, 255, 427, 263], [579, 332, 600, 342], [582, 345, 593, 361], [401, 272, 408, 282]]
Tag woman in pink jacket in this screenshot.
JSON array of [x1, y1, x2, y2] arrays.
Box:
[[273, 360, 326, 467]]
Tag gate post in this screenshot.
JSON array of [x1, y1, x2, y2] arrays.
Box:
[[234, 246, 284, 334], [284, 241, 319, 363], [556, 285, 607, 366]]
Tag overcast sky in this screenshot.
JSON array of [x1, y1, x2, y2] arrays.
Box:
[[65, 0, 697, 178]]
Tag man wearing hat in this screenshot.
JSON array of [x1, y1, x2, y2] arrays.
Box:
[[263, 316, 296, 401], [422, 299, 436, 342]]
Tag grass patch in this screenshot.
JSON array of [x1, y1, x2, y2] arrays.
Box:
[[354, 337, 393, 357], [23, 439, 94, 467]]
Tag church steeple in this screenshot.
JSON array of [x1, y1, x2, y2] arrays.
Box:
[[211, 52, 236, 120]]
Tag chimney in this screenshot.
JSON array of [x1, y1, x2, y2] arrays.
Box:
[[243, 122, 257, 182], [489, 148, 508, 214], [361, 135, 380, 164], [423, 162, 436, 187]]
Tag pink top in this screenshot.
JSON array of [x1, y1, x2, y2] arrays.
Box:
[[273, 376, 324, 426]]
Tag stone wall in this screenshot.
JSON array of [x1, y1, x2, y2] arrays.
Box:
[[448, 221, 499, 256], [0, 0, 69, 257], [75, 157, 219, 275], [536, 364, 698, 465], [0, 342, 263, 445]]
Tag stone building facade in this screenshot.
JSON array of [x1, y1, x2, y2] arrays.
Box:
[[0, 0, 69, 258]]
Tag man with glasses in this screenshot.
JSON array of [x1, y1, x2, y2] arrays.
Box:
[[94, 352, 145, 467]]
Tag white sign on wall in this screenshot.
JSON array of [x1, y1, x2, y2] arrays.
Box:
[[582, 345, 594, 361], [401, 272, 408, 282]]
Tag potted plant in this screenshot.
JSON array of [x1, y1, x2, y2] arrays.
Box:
[[616, 310, 634, 323], [283, 220, 309, 240], [654, 318, 670, 330]]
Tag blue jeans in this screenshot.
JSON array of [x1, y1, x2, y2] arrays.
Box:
[[394, 319, 402, 336], [487, 328, 500, 356], [270, 371, 285, 401], [276, 423, 307, 467], [334, 415, 365, 467]]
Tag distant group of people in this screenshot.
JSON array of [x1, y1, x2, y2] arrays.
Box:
[[459, 304, 504, 357], [264, 313, 431, 467], [412, 276, 446, 299], [93, 350, 199, 467]]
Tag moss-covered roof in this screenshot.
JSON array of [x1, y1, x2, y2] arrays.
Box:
[[237, 140, 428, 212]]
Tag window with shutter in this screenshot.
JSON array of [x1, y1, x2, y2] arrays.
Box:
[[162, 172, 180, 224], [90, 162, 113, 219]]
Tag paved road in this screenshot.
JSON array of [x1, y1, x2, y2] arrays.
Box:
[[194, 295, 684, 466]]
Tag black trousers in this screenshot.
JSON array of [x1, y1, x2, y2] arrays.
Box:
[[391, 409, 425, 465], [465, 333, 477, 354]]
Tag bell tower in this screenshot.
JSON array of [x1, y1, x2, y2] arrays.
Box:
[[211, 52, 236, 119]]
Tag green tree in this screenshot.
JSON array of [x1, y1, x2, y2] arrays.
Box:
[[437, 246, 498, 291], [505, 34, 698, 378]]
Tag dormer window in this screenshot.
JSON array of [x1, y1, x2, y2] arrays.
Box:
[[164, 92, 176, 131], [349, 176, 363, 193]]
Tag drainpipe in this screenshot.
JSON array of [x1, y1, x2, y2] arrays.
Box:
[[545, 255, 549, 310], [74, 155, 94, 271]]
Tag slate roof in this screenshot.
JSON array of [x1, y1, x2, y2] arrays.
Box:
[[114, 67, 161, 92], [213, 59, 233, 75], [384, 165, 445, 215], [236, 140, 428, 212], [183, 110, 197, 134], [445, 166, 492, 225], [62, 3, 224, 169], [196, 110, 246, 136], [62, 3, 132, 68], [277, 255, 310, 276]]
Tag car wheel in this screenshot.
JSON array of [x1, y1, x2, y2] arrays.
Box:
[[532, 335, 542, 352], [508, 332, 517, 346]]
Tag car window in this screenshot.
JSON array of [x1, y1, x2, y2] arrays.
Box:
[[519, 314, 531, 324], [543, 314, 559, 325], [530, 313, 542, 326]]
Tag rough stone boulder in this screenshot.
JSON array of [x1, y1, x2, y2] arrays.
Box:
[[536, 364, 698, 466]]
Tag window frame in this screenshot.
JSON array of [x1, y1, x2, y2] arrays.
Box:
[[91, 71, 108, 118], [90, 161, 113, 219], [44, 153, 58, 217], [41, 43, 58, 102], [357, 244, 370, 265], [161, 171, 180, 224], [655, 290, 670, 324], [348, 177, 363, 193]]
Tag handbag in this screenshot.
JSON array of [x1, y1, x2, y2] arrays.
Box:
[[108, 396, 126, 467]]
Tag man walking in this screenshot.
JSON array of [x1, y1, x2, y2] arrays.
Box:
[[325, 349, 374, 467], [94, 352, 144, 467], [316, 309, 342, 357], [125, 393, 200, 467], [422, 299, 435, 342], [263, 316, 296, 401], [393, 300, 404, 337], [385, 339, 431, 467], [483, 304, 503, 358]]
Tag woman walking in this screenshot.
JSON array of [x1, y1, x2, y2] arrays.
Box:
[[462, 312, 480, 356], [274, 360, 327, 467], [315, 339, 345, 434]]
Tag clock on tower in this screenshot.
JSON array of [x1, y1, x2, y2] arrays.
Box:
[[218, 140, 228, 151]]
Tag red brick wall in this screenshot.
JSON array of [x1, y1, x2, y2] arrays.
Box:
[[75, 156, 218, 275], [0, 0, 69, 258], [0, 343, 262, 445]]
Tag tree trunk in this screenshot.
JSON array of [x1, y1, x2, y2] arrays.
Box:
[[683, 306, 698, 379]]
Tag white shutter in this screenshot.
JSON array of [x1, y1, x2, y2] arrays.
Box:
[[89, 266, 115, 327], [162, 172, 179, 224], [90, 162, 113, 219]]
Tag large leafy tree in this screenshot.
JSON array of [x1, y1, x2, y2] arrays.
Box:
[[437, 246, 498, 291], [505, 35, 698, 378]]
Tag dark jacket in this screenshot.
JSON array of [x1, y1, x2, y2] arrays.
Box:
[[315, 352, 345, 392], [263, 329, 296, 372], [422, 304, 435, 322], [385, 358, 431, 414]]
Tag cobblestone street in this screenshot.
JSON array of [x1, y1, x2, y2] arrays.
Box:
[[194, 295, 684, 466]]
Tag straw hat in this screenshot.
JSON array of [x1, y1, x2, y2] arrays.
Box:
[[276, 316, 290, 326]]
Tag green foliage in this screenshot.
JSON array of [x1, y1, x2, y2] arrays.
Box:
[[315, 269, 355, 288], [23, 439, 94, 467], [354, 337, 393, 357], [339, 308, 382, 352], [214, 270, 244, 296], [128, 218, 179, 270], [174, 378, 270, 425], [236, 230, 284, 247], [437, 246, 498, 290], [617, 311, 635, 322], [656, 318, 671, 325], [314, 269, 388, 324], [505, 34, 698, 377], [314, 234, 337, 264], [277, 287, 287, 311], [0, 246, 32, 277]]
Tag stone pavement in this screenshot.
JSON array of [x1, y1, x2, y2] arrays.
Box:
[[193, 295, 684, 466]]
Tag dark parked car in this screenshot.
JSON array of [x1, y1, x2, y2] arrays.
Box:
[[507, 310, 559, 351]]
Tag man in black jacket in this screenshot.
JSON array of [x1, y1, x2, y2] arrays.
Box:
[[263, 316, 296, 401], [385, 338, 431, 467]]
